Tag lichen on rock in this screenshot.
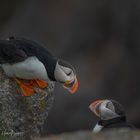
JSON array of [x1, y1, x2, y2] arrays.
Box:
[[0, 68, 55, 140]]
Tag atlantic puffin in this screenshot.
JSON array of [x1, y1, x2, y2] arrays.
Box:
[[0, 37, 78, 96], [89, 99, 135, 133]]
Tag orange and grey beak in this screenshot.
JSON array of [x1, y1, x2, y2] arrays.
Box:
[[89, 99, 105, 117], [63, 77, 78, 94]]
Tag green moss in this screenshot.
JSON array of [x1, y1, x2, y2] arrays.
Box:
[[0, 135, 8, 140], [38, 99, 47, 112]]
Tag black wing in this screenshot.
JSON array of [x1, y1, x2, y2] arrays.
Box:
[[0, 37, 57, 80], [0, 40, 27, 64]]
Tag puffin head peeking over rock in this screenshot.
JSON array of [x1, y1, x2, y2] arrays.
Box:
[[89, 99, 135, 133], [0, 37, 78, 96]]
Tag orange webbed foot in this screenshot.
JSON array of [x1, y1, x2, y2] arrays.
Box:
[[29, 80, 48, 88], [13, 78, 34, 96]]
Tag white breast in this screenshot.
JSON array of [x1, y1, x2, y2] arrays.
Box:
[[1, 56, 50, 81], [93, 123, 103, 133]]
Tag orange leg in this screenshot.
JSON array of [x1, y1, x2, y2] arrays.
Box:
[[13, 78, 34, 96], [29, 80, 48, 88]]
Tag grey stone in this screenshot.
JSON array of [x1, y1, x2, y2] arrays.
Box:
[[37, 129, 140, 140], [0, 68, 55, 140]]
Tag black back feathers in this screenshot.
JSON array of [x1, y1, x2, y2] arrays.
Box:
[[0, 37, 57, 81], [110, 100, 125, 117]]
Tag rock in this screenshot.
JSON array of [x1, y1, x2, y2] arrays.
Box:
[[36, 129, 140, 140], [0, 68, 55, 140]]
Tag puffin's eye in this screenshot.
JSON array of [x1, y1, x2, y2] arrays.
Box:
[[106, 102, 114, 111], [67, 71, 72, 76]]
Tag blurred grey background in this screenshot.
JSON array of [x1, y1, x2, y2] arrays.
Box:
[[0, 0, 140, 136]]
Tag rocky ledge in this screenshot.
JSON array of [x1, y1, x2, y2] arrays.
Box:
[[0, 68, 55, 140], [38, 129, 140, 140]]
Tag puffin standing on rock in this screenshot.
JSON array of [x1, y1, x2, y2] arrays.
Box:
[[0, 37, 78, 96], [89, 99, 135, 133]]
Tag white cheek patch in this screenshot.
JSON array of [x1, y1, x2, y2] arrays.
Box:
[[54, 62, 75, 83], [60, 66, 72, 74], [60, 66, 75, 82], [54, 62, 67, 82], [100, 101, 120, 120]]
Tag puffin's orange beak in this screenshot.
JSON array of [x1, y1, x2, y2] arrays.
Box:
[[69, 78, 78, 93], [89, 99, 105, 116], [63, 78, 78, 94]]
